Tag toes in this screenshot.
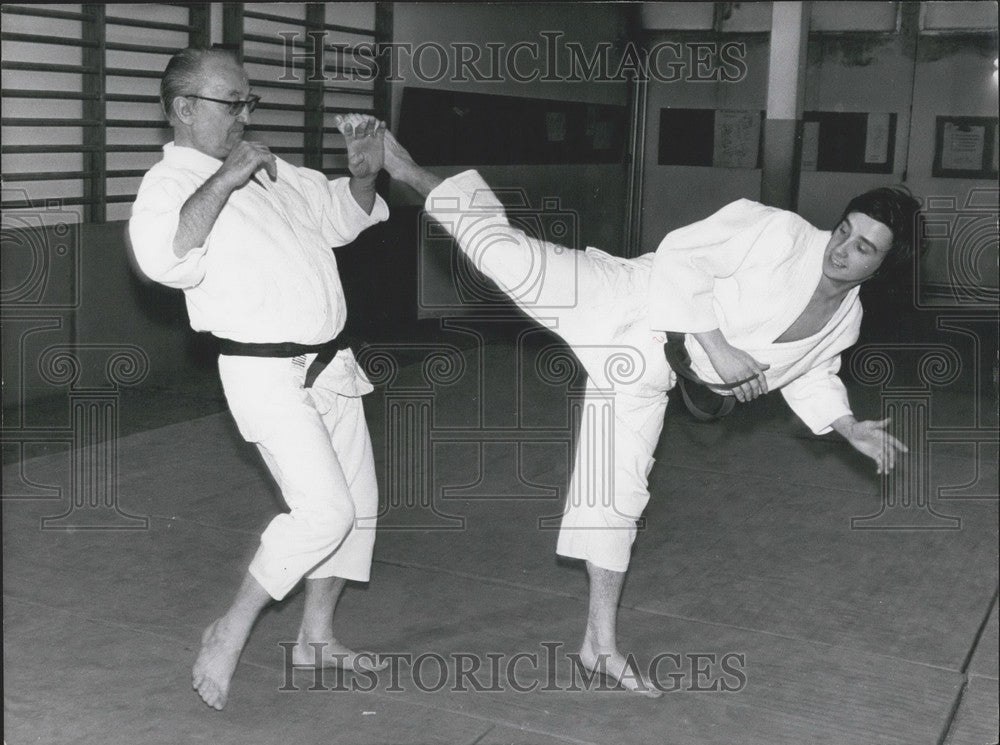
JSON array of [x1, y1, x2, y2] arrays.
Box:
[[201, 680, 227, 711], [196, 680, 215, 707]]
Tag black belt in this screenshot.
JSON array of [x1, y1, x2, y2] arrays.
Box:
[[663, 332, 759, 421], [217, 335, 353, 388]]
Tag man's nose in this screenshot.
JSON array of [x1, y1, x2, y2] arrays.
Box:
[[237, 105, 251, 124]]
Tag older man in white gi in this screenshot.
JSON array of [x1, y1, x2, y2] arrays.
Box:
[[130, 47, 389, 710], [379, 131, 915, 697]]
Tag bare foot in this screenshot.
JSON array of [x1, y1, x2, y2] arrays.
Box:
[[382, 130, 417, 179], [383, 131, 442, 195], [192, 619, 246, 710], [579, 637, 661, 699], [291, 635, 388, 672]]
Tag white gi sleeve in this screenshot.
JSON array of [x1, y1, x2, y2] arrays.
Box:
[[647, 198, 779, 333], [128, 175, 210, 289], [780, 355, 855, 435], [298, 170, 389, 247]]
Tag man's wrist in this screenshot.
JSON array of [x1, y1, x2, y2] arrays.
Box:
[[692, 328, 727, 355], [206, 168, 241, 198], [831, 414, 858, 439]]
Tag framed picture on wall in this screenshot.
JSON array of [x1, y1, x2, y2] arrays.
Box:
[[799, 111, 897, 174], [932, 116, 999, 179], [658, 108, 763, 169]]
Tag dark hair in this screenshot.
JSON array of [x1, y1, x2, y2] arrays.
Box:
[[160, 47, 239, 123], [838, 186, 924, 276]]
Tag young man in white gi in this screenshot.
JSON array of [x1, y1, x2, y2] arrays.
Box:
[[379, 131, 917, 697], [129, 47, 389, 710]]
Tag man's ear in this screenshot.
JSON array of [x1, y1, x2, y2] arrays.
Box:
[[172, 95, 195, 125]]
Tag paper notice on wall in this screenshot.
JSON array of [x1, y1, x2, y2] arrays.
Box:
[[864, 113, 891, 164], [941, 122, 985, 171], [713, 110, 760, 169], [545, 112, 566, 143], [992, 123, 998, 173], [800, 121, 819, 171]]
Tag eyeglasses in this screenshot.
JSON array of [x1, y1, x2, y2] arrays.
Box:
[[184, 93, 261, 116]]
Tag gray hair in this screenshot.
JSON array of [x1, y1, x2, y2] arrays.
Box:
[[160, 47, 239, 123]]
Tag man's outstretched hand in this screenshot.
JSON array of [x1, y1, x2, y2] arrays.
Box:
[[334, 113, 385, 180], [833, 416, 908, 475]]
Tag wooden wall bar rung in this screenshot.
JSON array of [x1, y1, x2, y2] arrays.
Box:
[[2, 145, 101, 154], [1, 6, 90, 22], [105, 144, 168, 152], [2, 118, 103, 126], [249, 77, 311, 91], [1, 62, 99, 74], [243, 32, 308, 48], [2, 196, 101, 208], [323, 63, 370, 76], [1, 89, 99, 100], [243, 9, 373, 37], [105, 94, 162, 104], [322, 22, 375, 36], [323, 45, 375, 58], [105, 15, 194, 33], [2, 170, 153, 182], [105, 68, 165, 79], [323, 106, 376, 115], [0, 32, 99, 47], [242, 10, 327, 30], [242, 54, 314, 69], [105, 41, 190, 55], [104, 120, 172, 128], [3, 171, 94, 182], [107, 170, 155, 178]]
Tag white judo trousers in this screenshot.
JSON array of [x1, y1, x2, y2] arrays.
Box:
[[426, 171, 674, 573], [218, 351, 378, 600]]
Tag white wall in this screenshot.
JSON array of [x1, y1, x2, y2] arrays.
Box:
[[906, 41, 999, 293], [796, 30, 916, 230], [638, 35, 769, 252]]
